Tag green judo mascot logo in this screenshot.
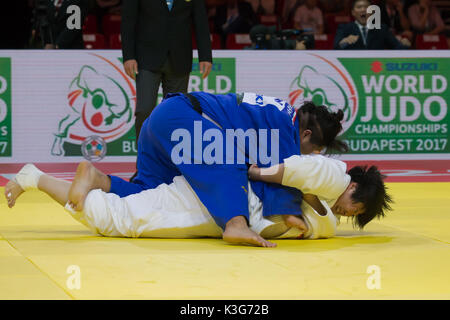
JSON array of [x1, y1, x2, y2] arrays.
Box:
[[52, 53, 136, 161], [288, 54, 358, 134]]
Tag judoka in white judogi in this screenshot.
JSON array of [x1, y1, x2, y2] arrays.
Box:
[[60, 154, 350, 240]]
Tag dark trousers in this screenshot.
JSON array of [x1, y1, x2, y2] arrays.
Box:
[[134, 58, 190, 141]]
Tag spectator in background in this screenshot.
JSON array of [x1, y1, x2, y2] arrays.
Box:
[[34, 0, 90, 49], [334, 0, 411, 49], [280, 0, 302, 27], [408, 0, 445, 35], [247, 0, 276, 15], [380, 0, 412, 40], [293, 0, 324, 34], [214, 0, 258, 48]]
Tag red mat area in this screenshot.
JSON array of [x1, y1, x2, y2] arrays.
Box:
[[0, 160, 449, 186], [345, 160, 450, 182], [0, 162, 136, 186]]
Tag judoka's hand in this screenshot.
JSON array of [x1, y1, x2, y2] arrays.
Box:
[[283, 215, 308, 236], [248, 164, 261, 181]]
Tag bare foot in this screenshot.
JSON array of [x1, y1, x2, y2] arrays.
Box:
[[4, 179, 24, 208], [223, 216, 277, 248], [68, 161, 102, 211]]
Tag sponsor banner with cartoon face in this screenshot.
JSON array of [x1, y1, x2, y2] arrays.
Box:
[[0, 51, 235, 163], [0, 50, 448, 163]]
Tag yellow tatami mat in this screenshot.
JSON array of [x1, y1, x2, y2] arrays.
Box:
[[1, 182, 449, 300]]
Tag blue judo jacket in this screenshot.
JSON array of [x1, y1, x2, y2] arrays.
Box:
[[109, 92, 303, 229]]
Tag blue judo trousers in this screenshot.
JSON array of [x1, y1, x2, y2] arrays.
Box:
[[109, 92, 303, 229]]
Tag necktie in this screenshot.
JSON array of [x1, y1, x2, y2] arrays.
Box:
[[54, 0, 63, 16], [166, 0, 173, 11], [54, 0, 63, 10], [361, 26, 368, 46]]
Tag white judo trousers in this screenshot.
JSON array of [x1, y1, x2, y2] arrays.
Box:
[[65, 155, 347, 240], [67, 176, 223, 239]]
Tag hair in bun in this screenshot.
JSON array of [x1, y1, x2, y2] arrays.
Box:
[[297, 102, 349, 154]]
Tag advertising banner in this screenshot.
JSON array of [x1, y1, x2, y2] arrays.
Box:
[[339, 58, 448, 154], [0, 50, 448, 163], [0, 58, 11, 157]]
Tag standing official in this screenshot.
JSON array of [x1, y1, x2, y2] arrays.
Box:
[[121, 0, 213, 141]]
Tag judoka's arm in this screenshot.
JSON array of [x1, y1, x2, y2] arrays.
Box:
[[248, 164, 327, 216], [302, 194, 327, 216], [281, 155, 349, 199], [283, 214, 309, 235], [248, 163, 284, 184]]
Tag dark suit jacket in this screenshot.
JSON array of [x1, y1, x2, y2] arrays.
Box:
[[333, 21, 408, 50], [121, 0, 212, 75], [379, 1, 407, 33], [213, 1, 258, 35], [40, 0, 89, 49]]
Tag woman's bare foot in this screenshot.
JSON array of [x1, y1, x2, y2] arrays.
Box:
[[223, 216, 277, 248], [4, 163, 44, 208], [4, 179, 24, 208], [68, 161, 108, 211]]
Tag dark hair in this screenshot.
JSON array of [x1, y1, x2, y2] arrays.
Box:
[[348, 165, 393, 229], [351, 0, 371, 9], [297, 102, 349, 154]]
